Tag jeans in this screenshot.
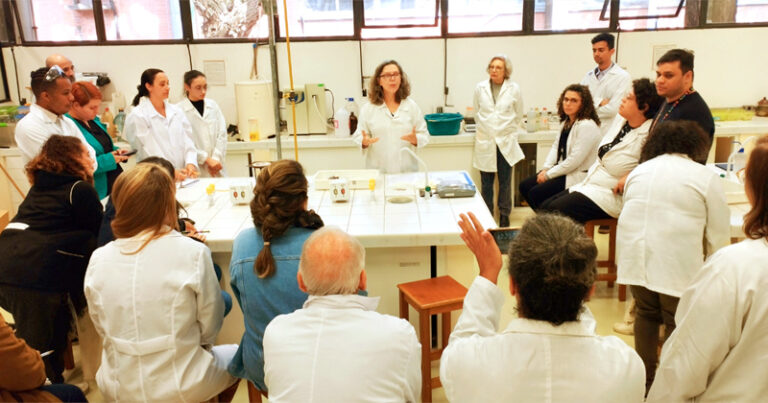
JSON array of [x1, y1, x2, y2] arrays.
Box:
[[480, 147, 513, 217], [538, 189, 612, 224], [213, 263, 233, 317], [631, 285, 680, 393], [41, 384, 88, 402]]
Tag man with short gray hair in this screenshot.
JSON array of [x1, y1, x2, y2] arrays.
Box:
[[263, 227, 421, 402]]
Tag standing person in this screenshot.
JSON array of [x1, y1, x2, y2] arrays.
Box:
[[647, 135, 768, 402], [14, 66, 97, 166], [45, 53, 76, 82], [617, 121, 730, 393], [228, 159, 324, 394], [581, 33, 632, 135], [518, 84, 601, 210], [473, 54, 525, 227], [124, 68, 199, 180], [0, 135, 102, 385], [84, 164, 237, 402], [352, 60, 429, 173], [177, 70, 228, 177], [67, 81, 130, 199]]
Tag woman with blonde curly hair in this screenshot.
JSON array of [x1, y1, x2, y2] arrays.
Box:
[[228, 159, 324, 393]]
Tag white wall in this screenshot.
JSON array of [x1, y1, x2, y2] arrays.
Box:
[[3, 26, 767, 128]]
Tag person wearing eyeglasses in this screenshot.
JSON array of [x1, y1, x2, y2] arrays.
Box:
[[14, 66, 97, 168], [45, 54, 76, 83], [352, 60, 428, 174], [124, 68, 199, 181]]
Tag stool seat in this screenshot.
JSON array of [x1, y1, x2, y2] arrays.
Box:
[[397, 276, 467, 310]]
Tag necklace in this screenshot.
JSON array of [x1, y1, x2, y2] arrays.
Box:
[[660, 89, 694, 123]]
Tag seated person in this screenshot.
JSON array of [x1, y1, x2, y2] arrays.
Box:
[[519, 84, 602, 211], [84, 164, 237, 401], [538, 78, 664, 223], [228, 159, 324, 393], [647, 136, 768, 402], [440, 212, 644, 402], [263, 227, 421, 402]]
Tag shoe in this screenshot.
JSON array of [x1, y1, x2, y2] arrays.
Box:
[[598, 225, 611, 234], [499, 215, 510, 228], [613, 321, 634, 335]]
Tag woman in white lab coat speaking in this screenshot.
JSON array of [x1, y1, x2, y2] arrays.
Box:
[[352, 60, 428, 173], [647, 135, 768, 402], [616, 121, 730, 392], [124, 68, 199, 180], [177, 70, 227, 177], [473, 54, 525, 228]]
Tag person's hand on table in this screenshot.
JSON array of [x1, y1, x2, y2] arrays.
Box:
[[536, 169, 549, 184], [361, 131, 380, 149], [400, 126, 418, 146], [185, 164, 199, 179], [458, 212, 503, 285], [205, 158, 223, 177]]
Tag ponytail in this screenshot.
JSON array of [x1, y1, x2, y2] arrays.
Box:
[[132, 68, 164, 106]]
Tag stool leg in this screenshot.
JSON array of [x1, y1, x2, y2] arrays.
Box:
[[419, 311, 432, 402], [608, 224, 617, 288], [64, 339, 75, 370], [619, 284, 627, 302], [441, 312, 451, 351], [247, 381, 264, 403], [399, 290, 409, 320]]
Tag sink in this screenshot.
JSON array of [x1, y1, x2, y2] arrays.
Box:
[[720, 178, 748, 205]]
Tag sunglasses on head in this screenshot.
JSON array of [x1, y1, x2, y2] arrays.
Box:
[[44, 65, 65, 82]]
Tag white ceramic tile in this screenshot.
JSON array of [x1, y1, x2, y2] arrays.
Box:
[[348, 214, 384, 227]]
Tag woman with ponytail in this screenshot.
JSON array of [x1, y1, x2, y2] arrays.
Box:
[[123, 68, 199, 181], [227, 159, 323, 392]]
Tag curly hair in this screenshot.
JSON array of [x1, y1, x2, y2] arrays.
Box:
[[631, 78, 664, 119], [507, 214, 597, 326], [368, 60, 411, 105], [26, 135, 93, 185], [639, 121, 709, 164], [250, 160, 324, 278], [556, 84, 600, 127], [744, 135, 768, 239]]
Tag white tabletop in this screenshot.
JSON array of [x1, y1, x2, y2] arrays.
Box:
[[176, 171, 496, 253]]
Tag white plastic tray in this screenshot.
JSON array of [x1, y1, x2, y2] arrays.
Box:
[[314, 169, 380, 190]]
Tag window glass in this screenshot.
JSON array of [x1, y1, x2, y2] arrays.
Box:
[[103, 0, 183, 40], [277, 0, 354, 38], [17, 0, 98, 42], [533, 0, 609, 32], [0, 2, 11, 43], [362, 0, 438, 27], [190, 0, 269, 39], [447, 0, 523, 34], [614, 0, 685, 31], [707, 0, 768, 24]]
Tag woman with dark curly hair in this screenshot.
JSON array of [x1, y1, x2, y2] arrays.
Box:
[[616, 120, 730, 392], [539, 78, 664, 223], [518, 84, 602, 212], [227, 159, 324, 394], [0, 135, 102, 385]]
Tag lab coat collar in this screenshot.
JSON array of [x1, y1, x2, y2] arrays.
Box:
[[138, 96, 177, 120], [30, 103, 63, 123], [502, 307, 597, 337], [178, 97, 211, 117], [112, 227, 181, 252], [304, 293, 381, 311]]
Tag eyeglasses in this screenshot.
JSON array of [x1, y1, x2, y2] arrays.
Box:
[[379, 73, 401, 81], [489, 66, 505, 71], [44, 65, 65, 82]]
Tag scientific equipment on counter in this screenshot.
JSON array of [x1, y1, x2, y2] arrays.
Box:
[[329, 178, 350, 202], [114, 109, 126, 134], [282, 83, 331, 135], [464, 107, 476, 133], [436, 172, 476, 198], [385, 182, 416, 204], [757, 97, 768, 117], [206, 183, 216, 207], [230, 182, 253, 205], [335, 97, 360, 137], [101, 108, 116, 139], [368, 178, 376, 200], [314, 169, 380, 190], [235, 80, 277, 141], [526, 108, 537, 132]]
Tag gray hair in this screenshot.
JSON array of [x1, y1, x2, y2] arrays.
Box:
[[487, 54, 513, 79], [299, 226, 365, 296]]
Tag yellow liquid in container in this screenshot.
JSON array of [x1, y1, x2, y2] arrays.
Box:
[[249, 118, 260, 141]]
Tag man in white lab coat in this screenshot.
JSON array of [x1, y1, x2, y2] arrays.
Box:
[[440, 213, 645, 403], [581, 33, 631, 135], [263, 227, 421, 402]]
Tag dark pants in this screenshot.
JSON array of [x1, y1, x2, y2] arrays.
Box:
[[41, 384, 88, 402], [538, 189, 612, 224], [480, 147, 513, 217], [518, 174, 566, 211], [631, 285, 680, 393], [0, 285, 71, 383]]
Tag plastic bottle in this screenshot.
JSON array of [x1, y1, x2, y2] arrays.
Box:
[[113, 108, 126, 134], [733, 147, 747, 175], [349, 111, 358, 135], [335, 105, 351, 137], [102, 107, 116, 138], [526, 108, 537, 132], [547, 111, 558, 130], [346, 98, 360, 135], [540, 107, 549, 131]]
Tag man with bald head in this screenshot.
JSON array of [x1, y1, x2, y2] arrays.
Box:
[[263, 227, 421, 402], [45, 54, 76, 83]]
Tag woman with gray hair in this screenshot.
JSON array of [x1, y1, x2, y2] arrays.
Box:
[[473, 54, 525, 227]]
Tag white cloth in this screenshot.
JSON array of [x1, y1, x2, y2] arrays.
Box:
[[84, 231, 236, 402], [264, 294, 421, 402], [472, 79, 525, 172], [569, 117, 652, 217], [542, 119, 601, 188], [617, 154, 730, 297], [176, 97, 228, 177], [124, 97, 198, 169], [14, 103, 97, 168], [580, 63, 631, 135], [440, 277, 645, 403], [352, 97, 429, 174], [647, 238, 768, 402]]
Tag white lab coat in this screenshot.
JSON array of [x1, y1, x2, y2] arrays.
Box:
[[176, 97, 228, 177], [352, 98, 429, 174], [472, 79, 525, 172], [580, 63, 631, 135], [124, 97, 198, 169], [14, 103, 97, 168], [264, 294, 421, 403], [647, 238, 768, 402], [84, 231, 236, 402], [617, 154, 730, 297], [569, 117, 652, 217], [440, 277, 645, 403], [542, 119, 601, 188]]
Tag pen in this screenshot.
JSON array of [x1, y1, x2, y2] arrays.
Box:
[[40, 350, 53, 357]]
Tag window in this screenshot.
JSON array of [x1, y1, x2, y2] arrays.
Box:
[[611, 0, 686, 31], [360, 0, 441, 38], [190, 0, 269, 39], [1, 2, 12, 43], [277, 0, 354, 38], [447, 0, 523, 34], [0, 50, 9, 102], [16, 0, 99, 42], [103, 0, 183, 41], [533, 0, 609, 32], [707, 0, 768, 24]]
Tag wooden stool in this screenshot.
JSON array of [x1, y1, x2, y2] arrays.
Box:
[[246, 381, 267, 403], [584, 218, 626, 301], [247, 154, 271, 178], [397, 276, 468, 402], [63, 339, 75, 370]]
